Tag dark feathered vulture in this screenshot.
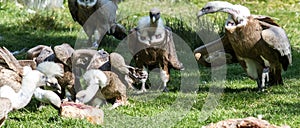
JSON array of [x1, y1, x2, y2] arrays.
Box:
[[197, 1, 292, 91], [128, 8, 184, 93], [68, 0, 127, 47]]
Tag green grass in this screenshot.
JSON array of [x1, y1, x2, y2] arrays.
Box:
[[1, 0, 300, 127]]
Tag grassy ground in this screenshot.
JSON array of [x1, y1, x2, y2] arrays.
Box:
[[0, 0, 299, 127]]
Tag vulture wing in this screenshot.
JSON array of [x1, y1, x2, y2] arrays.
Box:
[[67, 0, 78, 22], [260, 21, 292, 70], [0, 47, 23, 75], [252, 15, 280, 27], [0, 66, 22, 92]]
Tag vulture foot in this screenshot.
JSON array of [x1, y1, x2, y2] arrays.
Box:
[[160, 70, 169, 92], [262, 67, 270, 87], [162, 87, 169, 92], [136, 88, 147, 94]]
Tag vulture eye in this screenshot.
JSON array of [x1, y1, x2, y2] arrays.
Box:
[[155, 34, 162, 39], [140, 36, 146, 40], [203, 6, 212, 12]]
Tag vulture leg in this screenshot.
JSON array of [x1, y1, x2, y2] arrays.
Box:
[[269, 67, 283, 86], [136, 69, 148, 94], [92, 30, 100, 49], [256, 79, 263, 92], [261, 67, 270, 88], [160, 65, 170, 92]]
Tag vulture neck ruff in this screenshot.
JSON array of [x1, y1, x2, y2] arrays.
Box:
[[77, 0, 97, 8], [0, 69, 44, 110]]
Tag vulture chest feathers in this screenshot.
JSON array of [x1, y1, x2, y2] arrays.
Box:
[[226, 17, 263, 59]]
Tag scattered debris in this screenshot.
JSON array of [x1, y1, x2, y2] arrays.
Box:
[[60, 101, 104, 125], [203, 117, 290, 128]]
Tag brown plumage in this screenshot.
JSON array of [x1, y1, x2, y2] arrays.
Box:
[[0, 47, 25, 91], [197, 1, 292, 91], [68, 0, 127, 47]]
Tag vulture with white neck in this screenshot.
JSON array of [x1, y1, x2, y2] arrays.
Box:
[[68, 0, 127, 47], [0, 47, 63, 123], [128, 8, 184, 93], [75, 69, 128, 109], [197, 1, 292, 91]]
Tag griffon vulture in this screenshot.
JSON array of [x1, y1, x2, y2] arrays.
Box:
[[0, 47, 63, 111], [197, 1, 292, 91], [68, 0, 127, 47], [128, 8, 184, 93], [75, 69, 128, 109]]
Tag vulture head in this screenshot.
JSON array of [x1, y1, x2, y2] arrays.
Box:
[[77, 0, 97, 8], [137, 8, 165, 46], [149, 8, 161, 25], [197, 1, 250, 29]]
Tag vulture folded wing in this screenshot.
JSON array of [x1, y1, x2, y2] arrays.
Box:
[[0, 47, 23, 75], [260, 21, 292, 70], [252, 15, 280, 27], [0, 66, 22, 92], [164, 29, 184, 69]]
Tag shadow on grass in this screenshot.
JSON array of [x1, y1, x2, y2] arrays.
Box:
[[0, 24, 76, 54], [197, 48, 300, 93]]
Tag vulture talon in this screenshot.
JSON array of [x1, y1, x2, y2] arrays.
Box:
[[162, 87, 169, 92]]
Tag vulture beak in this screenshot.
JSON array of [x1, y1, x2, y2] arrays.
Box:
[[152, 16, 156, 23], [45, 77, 62, 91], [149, 8, 161, 23]]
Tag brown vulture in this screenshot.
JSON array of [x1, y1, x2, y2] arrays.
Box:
[[197, 1, 292, 91], [68, 0, 127, 47], [128, 8, 184, 93]]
